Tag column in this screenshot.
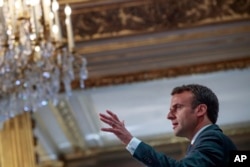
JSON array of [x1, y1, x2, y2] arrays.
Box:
[[0, 112, 37, 167]]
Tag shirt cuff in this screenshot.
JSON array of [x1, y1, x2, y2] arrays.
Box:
[[126, 137, 141, 155]]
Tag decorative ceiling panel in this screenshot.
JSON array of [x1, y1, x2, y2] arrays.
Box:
[[56, 0, 250, 89], [60, 0, 250, 42]]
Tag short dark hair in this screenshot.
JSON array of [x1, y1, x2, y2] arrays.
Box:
[[171, 84, 219, 124]]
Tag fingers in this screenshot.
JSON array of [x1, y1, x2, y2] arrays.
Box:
[[99, 113, 114, 126], [99, 111, 133, 145], [106, 110, 120, 122], [101, 127, 121, 133], [99, 110, 122, 127]]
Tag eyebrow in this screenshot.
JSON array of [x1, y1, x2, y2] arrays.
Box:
[[170, 103, 184, 110]]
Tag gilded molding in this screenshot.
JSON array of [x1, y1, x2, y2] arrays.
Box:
[[60, 0, 250, 41], [71, 56, 250, 88], [38, 160, 64, 167], [56, 0, 250, 89]]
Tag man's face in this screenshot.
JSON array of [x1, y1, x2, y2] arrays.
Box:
[[167, 91, 198, 139]]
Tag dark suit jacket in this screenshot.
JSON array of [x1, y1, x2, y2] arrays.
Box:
[[133, 124, 237, 167]]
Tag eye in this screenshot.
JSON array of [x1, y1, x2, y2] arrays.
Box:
[[170, 104, 184, 113], [176, 104, 184, 110]]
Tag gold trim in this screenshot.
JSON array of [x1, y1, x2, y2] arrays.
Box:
[[72, 56, 250, 88]]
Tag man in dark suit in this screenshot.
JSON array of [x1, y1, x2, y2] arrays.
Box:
[[99, 84, 237, 167]]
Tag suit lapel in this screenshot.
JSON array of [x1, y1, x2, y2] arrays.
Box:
[[186, 124, 221, 155], [186, 144, 193, 155]]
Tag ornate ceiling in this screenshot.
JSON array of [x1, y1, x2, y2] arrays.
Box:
[[57, 0, 250, 88], [35, 0, 250, 167]]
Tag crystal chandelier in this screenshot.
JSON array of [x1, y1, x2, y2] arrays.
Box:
[[0, 0, 88, 122]]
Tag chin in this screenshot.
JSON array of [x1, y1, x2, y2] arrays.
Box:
[[174, 129, 184, 137], [173, 130, 180, 136], [175, 133, 181, 137]]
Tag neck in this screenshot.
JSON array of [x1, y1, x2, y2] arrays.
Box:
[[188, 118, 212, 141]]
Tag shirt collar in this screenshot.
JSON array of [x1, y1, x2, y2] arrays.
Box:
[[191, 124, 212, 144]]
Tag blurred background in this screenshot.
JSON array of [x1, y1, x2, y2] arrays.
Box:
[[0, 0, 250, 167]]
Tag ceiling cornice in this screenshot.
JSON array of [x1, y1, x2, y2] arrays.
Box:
[[63, 0, 250, 42], [56, 0, 250, 89], [73, 56, 250, 88]]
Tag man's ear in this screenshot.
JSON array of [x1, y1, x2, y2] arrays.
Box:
[[196, 104, 207, 117]]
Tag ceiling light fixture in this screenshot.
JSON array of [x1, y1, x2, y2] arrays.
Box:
[[0, 0, 88, 122]]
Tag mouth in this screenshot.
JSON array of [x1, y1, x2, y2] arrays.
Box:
[[172, 123, 178, 129]]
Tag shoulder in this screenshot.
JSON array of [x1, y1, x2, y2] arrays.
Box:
[[195, 124, 237, 150], [199, 125, 229, 139], [200, 124, 223, 138]]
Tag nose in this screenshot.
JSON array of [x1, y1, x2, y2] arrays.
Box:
[[167, 110, 174, 120]]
